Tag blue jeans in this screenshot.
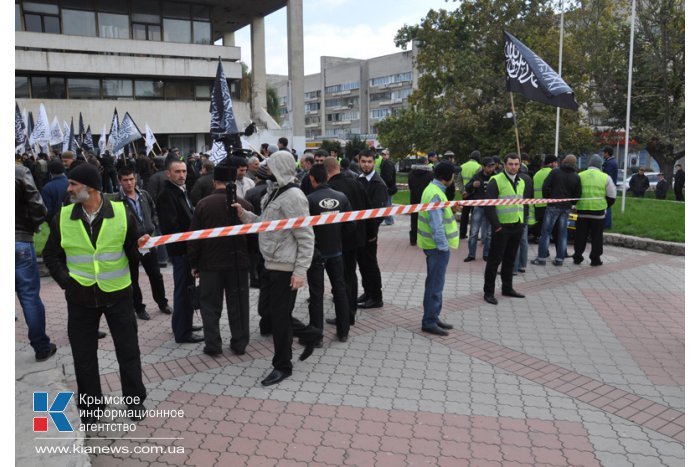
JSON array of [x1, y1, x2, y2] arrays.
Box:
[[467, 207, 491, 259], [537, 207, 570, 262], [422, 249, 450, 328], [383, 195, 394, 225], [603, 207, 612, 229], [513, 223, 529, 271], [15, 242, 51, 353]]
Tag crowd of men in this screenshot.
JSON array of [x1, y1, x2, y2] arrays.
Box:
[[15, 136, 682, 422]]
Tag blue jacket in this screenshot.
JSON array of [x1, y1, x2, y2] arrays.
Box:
[[602, 156, 618, 185], [41, 174, 69, 223]]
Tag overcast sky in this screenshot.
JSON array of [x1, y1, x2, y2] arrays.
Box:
[[235, 0, 456, 75]]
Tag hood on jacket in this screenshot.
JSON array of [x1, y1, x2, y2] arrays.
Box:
[[267, 150, 297, 186], [410, 164, 433, 172]]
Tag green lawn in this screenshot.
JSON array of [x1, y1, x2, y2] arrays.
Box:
[[392, 190, 684, 243]]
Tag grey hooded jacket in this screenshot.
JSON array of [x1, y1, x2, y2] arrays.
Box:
[[240, 151, 315, 277]]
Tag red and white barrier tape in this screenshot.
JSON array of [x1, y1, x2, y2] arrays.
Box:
[[139, 197, 591, 250]]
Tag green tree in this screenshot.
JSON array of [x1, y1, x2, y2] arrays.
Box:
[[266, 86, 281, 124], [320, 139, 342, 155], [343, 135, 368, 159]]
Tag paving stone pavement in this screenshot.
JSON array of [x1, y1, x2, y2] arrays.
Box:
[[16, 215, 684, 466]]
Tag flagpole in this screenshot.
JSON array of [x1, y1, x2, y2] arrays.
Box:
[[621, 0, 636, 216], [554, 1, 564, 158], [509, 92, 521, 158]]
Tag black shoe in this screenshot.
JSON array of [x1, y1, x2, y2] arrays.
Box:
[[573, 256, 583, 265], [260, 328, 272, 337], [97, 331, 107, 339], [250, 280, 260, 289], [159, 305, 173, 315], [177, 333, 204, 343], [191, 325, 203, 332], [463, 256, 475, 262], [436, 320, 453, 330], [299, 343, 317, 361], [203, 347, 222, 357], [35, 343, 57, 362], [357, 298, 383, 309], [230, 345, 246, 356], [337, 334, 348, 342], [356, 293, 367, 303], [410, 241, 417, 246], [261, 369, 291, 386], [591, 260, 603, 266], [518, 268, 526, 273], [421, 325, 449, 336], [484, 294, 498, 305], [325, 318, 337, 325], [136, 310, 151, 320], [128, 403, 147, 421], [502, 289, 525, 298], [159, 263, 168, 268]]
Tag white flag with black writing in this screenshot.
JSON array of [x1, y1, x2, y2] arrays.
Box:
[[50, 116, 63, 146]]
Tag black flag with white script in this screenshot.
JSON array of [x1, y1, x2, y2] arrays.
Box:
[[210, 58, 239, 139], [504, 31, 578, 111]]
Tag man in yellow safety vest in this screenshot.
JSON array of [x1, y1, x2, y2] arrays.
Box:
[[417, 161, 462, 336], [43, 163, 148, 425]]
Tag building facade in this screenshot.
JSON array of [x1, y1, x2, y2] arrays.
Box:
[[271, 48, 418, 145], [15, 0, 305, 154]]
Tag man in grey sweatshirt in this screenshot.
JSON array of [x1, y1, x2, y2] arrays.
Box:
[[235, 151, 321, 386]]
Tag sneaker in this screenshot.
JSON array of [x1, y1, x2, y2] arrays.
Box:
[[531, 258, 547, 266], [136, 309, 151, 320], [159, 305, 173, 315], [36, 343, 57, 362]]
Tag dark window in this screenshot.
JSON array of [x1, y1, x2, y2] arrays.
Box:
[[23, 2, 59, 15], [24, 13, 42, 32], [194, 84, 210, 99], [16, 76, 30, 98], [132, 0, 160, 19], [62, 9, 96, 37], [30, 76, 49, 98], [95, 0, 127, 13], [16, 4, 22, 31], [163, 18, 191, 43], [67, 78, 100, 98], [165, 81, 193, 99], [162, 1, 190, 19], [135, 80, 164, 98], [192, 21, 210, 44], [49, 77, 66, 98], [98, 12, 129, 39], [103, 79, 132, 97], [44, 15, 60, 33]]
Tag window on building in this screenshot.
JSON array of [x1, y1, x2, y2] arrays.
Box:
[[135, 80, 164, 98], [30, 76, 49, 98], [162, 1, 190, 19], [304, 90, 321, 100], [23, 2, 61, 33], [49, 77, 66, 98], [24, 13, 42, 32], [68, 78, 100, 98], [192, 21, 210, 44], [98, 12, 129, 39], [16, 4, 22, 31], [62, 9, 96, 37], [95, 0, 128, 13], [132, 0, 160, 20], [23, 2, 59, 15], [103, 79, 132, 97], [370, 91, 391, 101], [133, 23, 161, 41], [304, 102, 320, 112], [194, 83, 210, 99], [165, 81, 193, 100], [16, 76, 30, 98], [163, 18, 191, 43]]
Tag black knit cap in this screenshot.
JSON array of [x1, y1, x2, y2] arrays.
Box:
[[213, 161, 237, 182], [434, 161, 455, 181], [68, 163, 102, 191]]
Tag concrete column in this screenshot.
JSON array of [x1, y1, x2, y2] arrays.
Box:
[[251, 16, 267, 122], [287, 0, 305, 149], [222, 32, 235, 46]]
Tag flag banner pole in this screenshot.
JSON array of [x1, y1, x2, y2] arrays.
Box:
[[554, 1, 565, 157], [509, 92, 521, 158], [621, 0, 636, 216]]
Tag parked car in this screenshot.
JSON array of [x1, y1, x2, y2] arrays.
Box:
[[617, 172, 660, 191]]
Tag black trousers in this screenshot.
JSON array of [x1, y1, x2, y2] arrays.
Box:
[[530, 206, 546, 240], [247, 234, 261, 287], [459, 206, 472, 239], [67, 294, 146, 411], [342, 248, 358, 319], [675, 186, 684, 201], [129, 250, 168, 313], [410, 213, 418, 245], [199, 268, 249, 353], [307, 256, 351, 338], [357, 239, 382, 301], [484, 223, 523, 296], [573, 217, 604, 263], [259, 268, 320, 373]]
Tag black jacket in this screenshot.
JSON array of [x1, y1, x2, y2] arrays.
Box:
[[465, 170, 492, 200], [244, 180, 269, 215], [43, 198, 140, 307], [190, 173, 214, 207], [380, 159, 397, 195], [655, 179, 670, 199], [307, 184, 355, 257], [16, 164, 47, 242], [156, 181, 194, 256], [408, 165, 434, 205], [115, 188, 159, 237], [328, 171, 368, 250], [146, 170, 168, 201], [358, 171, 388, 240], [629, 173, 649, 196], [187, 189, 251, 271], [541, 164, 582, 208]]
